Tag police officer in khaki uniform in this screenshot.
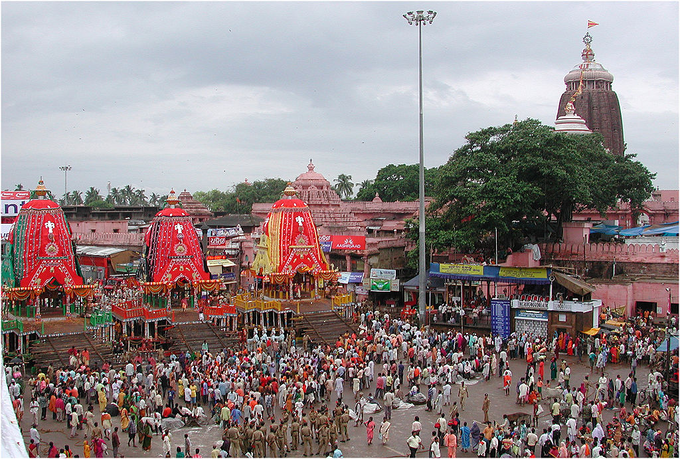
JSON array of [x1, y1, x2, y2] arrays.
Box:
[[301, 420, 313, 456], [251, 424, 265, 458], [317, 422, 330, 456], [266, 423, 278, 458], [290, 418, 300, 451], [227, 422, 241, 457], [340, 408, 351, 442]]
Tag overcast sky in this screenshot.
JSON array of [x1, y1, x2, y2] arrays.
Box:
[[2, 1, 678, 200]]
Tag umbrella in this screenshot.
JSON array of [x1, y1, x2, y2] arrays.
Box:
[[9, 357, 23, 364], [656, 336, 679, 352]]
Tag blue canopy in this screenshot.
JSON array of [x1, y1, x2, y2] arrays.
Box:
[[590, 224, 622, 235], [619, 225, 648, 236], [641, 221, 679, 236], [656, 336, 679, 352]]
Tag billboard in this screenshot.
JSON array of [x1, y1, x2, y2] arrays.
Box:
[[2, 191, 30, 218], [318, 235, 366, 251]]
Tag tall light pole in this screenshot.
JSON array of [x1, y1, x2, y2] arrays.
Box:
[[404, 10, 436, 325], [59, 165, 72, 199]]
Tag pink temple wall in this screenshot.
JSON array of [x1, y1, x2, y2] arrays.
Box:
[[539, 242, 679, 264], [591, 281, 678, 318]]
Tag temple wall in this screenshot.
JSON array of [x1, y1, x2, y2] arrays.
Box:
[[539, 241, 679, 264]]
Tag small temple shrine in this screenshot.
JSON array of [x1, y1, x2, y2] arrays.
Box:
[[1, 179, 96, 353]]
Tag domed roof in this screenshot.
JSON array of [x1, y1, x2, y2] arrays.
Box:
[[272, 184, 309, 209], [295, 159, 330, 186], [555, 102, 592, 134], [564, 32, 613, 84], [2, 178, 83, 289], [154, 189, 189, 217], [22, 178, 60, 210]]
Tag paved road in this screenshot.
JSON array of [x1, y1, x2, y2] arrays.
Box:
[[19, 352, 660, 458]]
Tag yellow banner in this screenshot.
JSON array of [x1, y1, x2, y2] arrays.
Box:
[[440, 264, 484, 276], [499, 267, 548, 279]]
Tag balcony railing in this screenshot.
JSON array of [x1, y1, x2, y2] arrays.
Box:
[[511, 298, 601, 313]]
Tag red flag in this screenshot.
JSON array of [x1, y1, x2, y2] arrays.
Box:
[[587, 20, 598, 28]]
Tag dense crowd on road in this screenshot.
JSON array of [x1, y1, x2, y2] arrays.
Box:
[[7, 303, 679, 458]]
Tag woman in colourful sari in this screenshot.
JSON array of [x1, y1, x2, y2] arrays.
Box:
[[98, 389, 107, 413], [142, 421, 153, 451], [120, 407, 130, 432], [460, 422, 470, 453]]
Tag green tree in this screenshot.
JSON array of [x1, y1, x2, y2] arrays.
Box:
[[84, 187, 102, 206], [428, 118, 655, 253], [14, 184, 24, 191], [355, 164, 438, 201], [355, 179, 375, 200], [62, 190, 83, 206], [333, 174, 354, 199]]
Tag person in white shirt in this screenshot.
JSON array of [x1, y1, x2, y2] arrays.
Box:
[[411, 416, 422, 435], [566, 417, 577, 443]]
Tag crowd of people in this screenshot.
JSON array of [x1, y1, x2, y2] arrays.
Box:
[[7, 303, 679, 458]]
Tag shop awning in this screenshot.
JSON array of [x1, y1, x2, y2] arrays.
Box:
[[430, 263, 551, 285], [656, 336, 679, 352], [581, 327, 600, 335], [207, 259, 236, 267], [552, 271, 596, 296]]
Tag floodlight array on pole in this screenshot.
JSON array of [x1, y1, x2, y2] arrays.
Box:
[[59, 165, 72, 199], [404, 10, 436, 325]]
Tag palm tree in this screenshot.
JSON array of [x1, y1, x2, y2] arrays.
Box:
[[14, 184, 24, 191], [70, 190, 83, 205], [133, 188, 147, 206], [106, 187, 120, 205], [84, 187, 102, 206], [333, 174, 354, 199], [149, 193, 160, 206], [121, 185, 135, 206]]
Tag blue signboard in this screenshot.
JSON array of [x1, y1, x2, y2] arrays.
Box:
[[491, 298, 511, 339]]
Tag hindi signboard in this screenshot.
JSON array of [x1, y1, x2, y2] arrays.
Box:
[[491, 298, 511, 339]]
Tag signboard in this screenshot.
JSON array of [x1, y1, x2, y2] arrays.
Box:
[[1, 223, 13, 241], [1, 191, 30, 218], [207, 226, 243, 238], [499, 267, 548, 279], [370, 278, 392, 292], [211, 272, 236, 281], [515, 309, 549, 321], [318, 235, 366, 251], [338, 272, 364, 284], [440, 263, 484, 276], [491, 298, 511, 339], [370, 268, 396, 280]]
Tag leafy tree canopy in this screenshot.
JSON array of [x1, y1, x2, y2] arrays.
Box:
[[355, 163, 439, 201], [194, 178, 289, 213], [428, 118, 655, 253]]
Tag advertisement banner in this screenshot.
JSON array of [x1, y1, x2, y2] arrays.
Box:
[[440, 263, 484, 276], [338, 272, 365, 284], [320, 241, 332, 253], [208, 236, 228, 247], [370, 268, 396, 280], [370, 279, 391, 292], [499, 267, 548, 279], [2, 191, 30, 218], [207, 226, 244, 238], [491, 298, 511, 339], [1, 223, 13, 241], [318, 235, 366, 251]]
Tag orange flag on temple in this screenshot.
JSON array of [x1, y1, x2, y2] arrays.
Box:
[[587, 20, 599, 28]]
